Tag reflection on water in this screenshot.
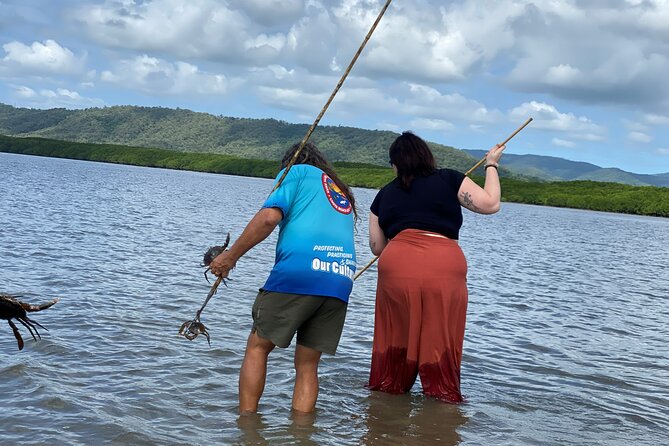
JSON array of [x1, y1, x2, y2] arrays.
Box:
[[361, 393, 468, 445], [236, 413, 270, 445], [1, 153, 668, 445]]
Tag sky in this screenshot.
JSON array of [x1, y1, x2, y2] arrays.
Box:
[[1, 0, 668, 174]]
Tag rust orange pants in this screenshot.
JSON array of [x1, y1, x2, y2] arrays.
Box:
[[368, 229, 468, 402]]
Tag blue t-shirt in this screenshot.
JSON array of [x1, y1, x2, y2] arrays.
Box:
[[261, 164, 356, 303]]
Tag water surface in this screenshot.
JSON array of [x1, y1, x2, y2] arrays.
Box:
[[1, 153, 667, 445]]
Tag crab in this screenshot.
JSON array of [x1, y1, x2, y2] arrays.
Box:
[[178, 318, 211, 346], [179, 233, 233, 346], [178, 275, 225, 347], [201, 232, 231, 284], [0, 293, 59, 350]]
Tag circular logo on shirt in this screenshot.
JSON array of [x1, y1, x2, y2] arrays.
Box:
[[321, 173, 352, 214]]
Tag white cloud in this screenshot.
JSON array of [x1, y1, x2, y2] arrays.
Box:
[[101, 55, 238, 95], [253, 80, 503, 127], [504, 1, 669, 108], [228, 0, 305, 27], [643, 113, 669, 126], [339, 0, 518, 82], [552, 138, 575, 148], [657, 148, 669, 156], [377, 121, 402, 132], [65, 0, 669, 112], [409, 118, 455, 132], [285, 6, 339, 74], [73, 0, 285, 65], [1, 39, 85, 75], [622, 119, 649, 132], [510, 101, 606, 141], [259, 64, 295, 80], [628, 131, 652, 143], [256, 86, 328, 115], [14, 85, 37, 98], [405, 84, 502, 123], [545, 64, 582, 86], [245, 33, 286, 53], [9, 84, 103, 109], [334, 87, 401, 113]]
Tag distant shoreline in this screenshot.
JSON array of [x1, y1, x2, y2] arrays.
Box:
[[2, 134, 668, 218]]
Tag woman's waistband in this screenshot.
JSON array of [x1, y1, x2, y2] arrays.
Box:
[[391, 228, 458, 244]]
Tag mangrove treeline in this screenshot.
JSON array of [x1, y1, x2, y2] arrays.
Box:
[[1, 134, 668, 218]]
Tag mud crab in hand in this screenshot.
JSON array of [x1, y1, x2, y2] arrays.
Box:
[[179, 232, 232, 346], [201, 232, 231, 284], [179, 274, 224, 347], [1, 293, 59, 350]]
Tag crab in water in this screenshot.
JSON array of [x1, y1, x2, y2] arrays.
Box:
[[0, 293, 59, 350], [201, 232, 231, 284]]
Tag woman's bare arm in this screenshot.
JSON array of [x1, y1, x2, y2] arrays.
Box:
[[458, 144, 504, 214], [368, 212, 388, 256]]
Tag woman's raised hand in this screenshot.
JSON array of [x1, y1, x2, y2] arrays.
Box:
[[486, 144, 505, 167]]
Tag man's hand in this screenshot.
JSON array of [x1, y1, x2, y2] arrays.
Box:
[[209, 250, 238, 278], [208, 207, 283, 278]]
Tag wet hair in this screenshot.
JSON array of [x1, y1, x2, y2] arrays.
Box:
[[389, 131, 437, 189], [281, 141, 357, 219]]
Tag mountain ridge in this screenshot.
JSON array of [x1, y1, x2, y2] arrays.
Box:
[[0, 103, 481, 174], [463, 150, 669, 187], [1, 103, 666, 186]]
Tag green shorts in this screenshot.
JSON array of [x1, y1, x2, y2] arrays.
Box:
[[251, 290, 348, 355]]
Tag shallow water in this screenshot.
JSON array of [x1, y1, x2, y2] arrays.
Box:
[[1, 152, 667, 445]]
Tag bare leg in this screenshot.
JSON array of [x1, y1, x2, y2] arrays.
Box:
[[239, 332, 276, 414], [292, 344, 322, 413]]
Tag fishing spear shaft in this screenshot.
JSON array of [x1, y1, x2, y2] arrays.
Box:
[[353, 117, 533, 281], [272, 0, 393, 192], [464, 117, 533, 176], [195, 276, 222, 319]]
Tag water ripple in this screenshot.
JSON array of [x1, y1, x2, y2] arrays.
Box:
[[1, 153, 668, 445]]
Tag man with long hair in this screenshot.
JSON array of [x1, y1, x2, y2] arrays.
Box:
[[210, 141, 357, 414]]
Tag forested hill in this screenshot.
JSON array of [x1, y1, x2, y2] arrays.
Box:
[[464, 150, 669, 187], [0, 103, 479, 173]]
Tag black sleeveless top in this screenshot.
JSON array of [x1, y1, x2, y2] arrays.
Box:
[[370, 168, 466, 240]]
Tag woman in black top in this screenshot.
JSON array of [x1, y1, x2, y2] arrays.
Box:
[[367, 131, 504, 402]]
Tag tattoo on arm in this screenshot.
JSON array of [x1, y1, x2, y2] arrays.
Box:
[[460, 191, 480, 212]]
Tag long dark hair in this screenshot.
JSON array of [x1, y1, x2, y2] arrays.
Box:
[[281, 141, 357, 219], [389, 131, 437, 189]]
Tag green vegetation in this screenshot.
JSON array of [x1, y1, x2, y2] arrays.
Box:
[[498, 178, 669, 217], [0, 134, 279, 179], [2, 134, 667, 217], [0, 103, 479, 172]]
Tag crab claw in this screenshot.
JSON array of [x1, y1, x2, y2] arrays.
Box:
[[20, 297, 59, 312], [200, 327, 211, 347], [178, 320, 211, 347], [9, 320, 24, 350], [178, 320, 191, 336]]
